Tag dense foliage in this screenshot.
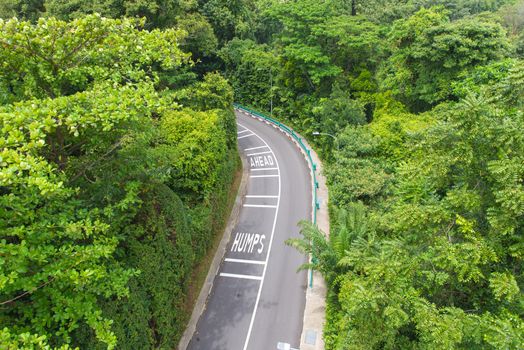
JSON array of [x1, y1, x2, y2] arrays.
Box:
[[2, 0, 523, 349], [0, 14, 238, 350]]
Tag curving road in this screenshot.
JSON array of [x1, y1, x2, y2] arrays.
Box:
[[187, 110, 311, 350]]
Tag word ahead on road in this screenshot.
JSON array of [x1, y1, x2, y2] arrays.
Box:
[[250, 154, 274, 168]]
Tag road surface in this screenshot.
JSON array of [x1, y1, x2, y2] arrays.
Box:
[[187, 110, 311, 350]]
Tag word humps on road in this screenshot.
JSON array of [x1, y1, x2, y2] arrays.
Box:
[[231, 232, 266, 254]]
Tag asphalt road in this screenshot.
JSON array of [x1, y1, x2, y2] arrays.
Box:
[[187, 110, 311, 350]]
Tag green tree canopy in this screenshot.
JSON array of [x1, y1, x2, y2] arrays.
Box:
[[0, 15, 189, 103], [0, 14, 189, 349], [379, 7, 512, 109]]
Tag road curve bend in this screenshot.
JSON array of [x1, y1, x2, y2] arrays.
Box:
[[187, 110, 311, 350]]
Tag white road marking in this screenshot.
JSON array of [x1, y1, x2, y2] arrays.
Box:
[[243, 204, 277, 208], [245, 195, 279, 198], [231, 232, 266, 253], [225, 258, 266, 265], [250, 168, 279, 172], [237, 129, 250, 134], [238, 133, 255, 139], [244, 145, 268, 151], [250, 175, 279, 178], [246, 150, 272, 156], [237, 122, 282, 350], [219, 273, 262, 281], [249, 154, 275, 168], [277, 342, 299, 350]]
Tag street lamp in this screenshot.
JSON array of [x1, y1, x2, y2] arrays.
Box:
[[312, 131, 339, 150], [269, 66, 273, 118]]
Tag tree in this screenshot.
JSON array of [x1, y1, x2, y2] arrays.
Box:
[[268, 0, 343, 92], [43, 0, 118, 20], [315, 86, 366, 130], [43, 0, 197, 28], [159, 108, 227, 196], [223, 43, 279, 110], [499, 0, 524, 56], [0, 15, 189, 348], [325, 125, 391, 206], [313, 15, 381, 72], [177, 13, 218, 60], [199, 0, 257, 44], [379, 8, 512, 110], [0, 0, 44, 21], [0, 15, 189, 103], [356, 0, 516, 23], [297, 61, 524, 349]]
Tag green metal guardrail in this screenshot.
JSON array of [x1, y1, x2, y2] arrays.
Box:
[[234, 104, 319, 288]]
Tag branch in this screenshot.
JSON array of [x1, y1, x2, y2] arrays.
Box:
[[303, 70, 316, 91], [24, 33, 60, 73], [62, 31, 111, 70], [0, 251, 84, 306], [70, 140, 122, 182], [443, 219, 456, 243], [0, 277, 55, 306]]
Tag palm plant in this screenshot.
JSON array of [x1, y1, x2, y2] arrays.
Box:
[[287, 201, 373, 287]]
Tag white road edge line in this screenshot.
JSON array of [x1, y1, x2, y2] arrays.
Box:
[[238, 133, 255, 139], [244, 145, 269, 151], [245, 195, 279, 198], [219, 273, 262, 281], [224, 258, 266, 265], [237, 129, 250, 134], [243, 204, 278, 208], [250, 167, 279, 171], [250, 175, 279, 178], [237, 122, 281, 350], [246, 150, 272, 156]]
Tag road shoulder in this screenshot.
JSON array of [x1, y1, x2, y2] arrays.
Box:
[[177, 155, 249, 350], [298, 138, 329, 350]]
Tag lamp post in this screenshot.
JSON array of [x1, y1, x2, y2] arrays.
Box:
[[312, 131, 339, 150], [270, 66, 273, 118]]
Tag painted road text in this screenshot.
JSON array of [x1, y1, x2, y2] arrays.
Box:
[[231, 232, 266, 254]]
